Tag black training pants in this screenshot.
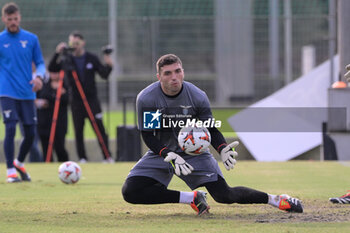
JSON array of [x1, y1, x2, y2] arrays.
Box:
[[71, 98, 110, 160], [122, 176, 269, 205]]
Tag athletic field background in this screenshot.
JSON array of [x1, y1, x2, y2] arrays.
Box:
[[0, 161, 349, 232]]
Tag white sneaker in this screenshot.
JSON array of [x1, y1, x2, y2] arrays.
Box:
[[79, 158, 87, 164], [102, 157, 115, 163], [7, 175, 21, 183]]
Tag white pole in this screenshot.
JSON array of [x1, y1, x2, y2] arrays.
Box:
[[301, 45, 315, 75], [338, 0, 350, 81], [108, 0, 118, 109], [328, 0, 336, 85], [269, 0, 279, 91], [284, 0, 292, 84]]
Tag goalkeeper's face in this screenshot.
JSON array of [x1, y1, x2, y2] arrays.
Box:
[[2, 12, 21, 33], [157, 63, 184, 96]]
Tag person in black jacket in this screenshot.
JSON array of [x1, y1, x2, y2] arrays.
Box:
[[36, 71, 69, 162], [48, 31, 114, 163]]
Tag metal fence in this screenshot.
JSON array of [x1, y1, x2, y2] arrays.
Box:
[[0, 0, 331, 104]]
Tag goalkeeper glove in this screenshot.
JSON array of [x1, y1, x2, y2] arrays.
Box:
[[220, 141, 239, 171], [164, 152, 194, 176], [345, 64, 350, 82]]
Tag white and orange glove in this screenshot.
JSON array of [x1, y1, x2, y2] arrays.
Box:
[[220, 141, 239, 171], [164, 152, 194, 176]]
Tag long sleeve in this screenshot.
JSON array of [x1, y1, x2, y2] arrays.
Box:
[[32, 36, 46, 78], [48, 53, 62, 72], [93, 54, 112, 80], [141, 131, 171, 158], [208, 127, 227, 153]]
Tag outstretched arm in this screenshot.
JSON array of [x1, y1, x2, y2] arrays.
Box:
[[141, 131, 171, 158], [95, 54, 113, 80], [208, 127, 239, 171], [141, 131, 193, 176]]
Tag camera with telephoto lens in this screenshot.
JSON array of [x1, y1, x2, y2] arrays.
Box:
[[59, 46, 76, 71], [101, 45, 113, 55], [62, 46, 75, 55]]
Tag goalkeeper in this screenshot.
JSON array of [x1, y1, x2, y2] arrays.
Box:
[[122, 54, 303, 215]]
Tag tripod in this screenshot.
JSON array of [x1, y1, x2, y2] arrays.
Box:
[[46, 55, 111, 162]]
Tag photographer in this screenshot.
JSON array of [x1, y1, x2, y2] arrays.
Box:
[[48, 31, 114, 163]]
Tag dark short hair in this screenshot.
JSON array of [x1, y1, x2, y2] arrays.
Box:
[[156, 54, 182, 73], [2, 2, 19, 16], [69, 30, 84, 40]]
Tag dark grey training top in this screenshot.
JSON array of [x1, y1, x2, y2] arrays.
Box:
[[137, 81, 213, 154]]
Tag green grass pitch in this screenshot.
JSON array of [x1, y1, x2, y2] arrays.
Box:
[[0, 161, 350, 232]]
